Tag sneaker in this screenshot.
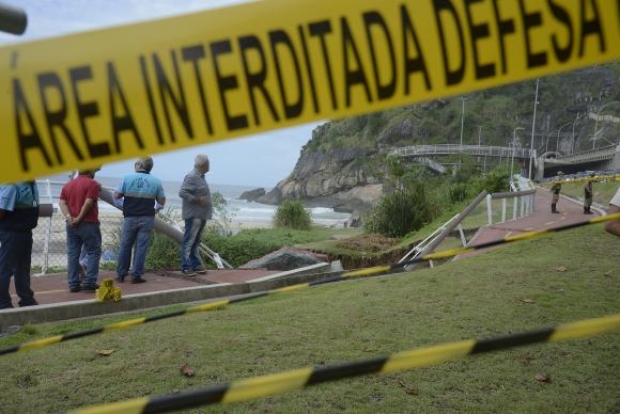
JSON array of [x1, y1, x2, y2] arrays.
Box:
[[192, 267, 207, 274], [130, 277, 146, 284], [181, 269, 196, 276], [115, 275, 126, 283], [81, 284, 100, 292], [69, 286, 81, 293]]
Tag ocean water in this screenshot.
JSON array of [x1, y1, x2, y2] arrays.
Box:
[[37, 175, 351, 227]]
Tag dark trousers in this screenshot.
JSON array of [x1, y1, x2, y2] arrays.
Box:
[[0, 230, 36, 308]]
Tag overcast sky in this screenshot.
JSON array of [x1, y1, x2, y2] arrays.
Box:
[[0, 0, 323, 188]]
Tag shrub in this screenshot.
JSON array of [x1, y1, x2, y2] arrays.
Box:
[[364, 180, 434, 238], [447, 182, 469, 203], [273, 200, 311, 230], [145, 207, 181, 270], [146, 231, 180, 269]]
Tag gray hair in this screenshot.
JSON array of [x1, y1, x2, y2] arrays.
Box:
[[194, 154, 209, 168], [136, 156, 154, 172]]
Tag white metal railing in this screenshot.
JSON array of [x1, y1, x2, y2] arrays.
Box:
[[398, 213, 466, 268], [392, 144, 535, 159], [486, 188, 536, 225], [552, 144, 617, 163]]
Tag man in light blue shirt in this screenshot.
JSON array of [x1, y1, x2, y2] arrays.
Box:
[[114, 157, 166, 283], [0, 181, 40, 309]]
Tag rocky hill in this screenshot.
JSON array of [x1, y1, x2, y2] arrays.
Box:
[[258, 63, 620, 213]]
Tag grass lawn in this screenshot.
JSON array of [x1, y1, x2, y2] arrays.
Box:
[[1, 222, 619, 413]]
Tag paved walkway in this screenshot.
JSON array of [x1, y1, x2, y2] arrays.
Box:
[[9, 268, 279, 306], [467, 187, 602, 251], [1, 266, 290, 326]]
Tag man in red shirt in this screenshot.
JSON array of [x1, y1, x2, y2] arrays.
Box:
[[59, 168, 102, 292]]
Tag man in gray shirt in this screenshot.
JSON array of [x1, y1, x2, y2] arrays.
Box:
[[179, 154, 212, 275]]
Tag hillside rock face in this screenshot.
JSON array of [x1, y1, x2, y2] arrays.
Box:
[[258, 145, 383, 213]]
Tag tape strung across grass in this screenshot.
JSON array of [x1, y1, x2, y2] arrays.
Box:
[[1, 213, 618, 357], [70, 314, 620, 413]]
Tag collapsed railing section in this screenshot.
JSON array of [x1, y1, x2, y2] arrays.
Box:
[[400, 180, 537, 268], [399, 190, 487, 269]]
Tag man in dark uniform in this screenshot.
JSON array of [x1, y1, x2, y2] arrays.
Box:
[[0, 181, 40, 309], [550, 171, 563, 214], [583, 172, 595, 214]]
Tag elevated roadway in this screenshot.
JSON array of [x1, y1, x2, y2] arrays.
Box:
[[393, 143, 620, 179], [392, 144, 533, 160]]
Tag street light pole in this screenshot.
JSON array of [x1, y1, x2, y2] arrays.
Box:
[[511, 127, 525, 189], [459, 97, 466, 166], [572, 114, 583, 154], [545, 131, 553, 153], [528, 78, 539, 180]]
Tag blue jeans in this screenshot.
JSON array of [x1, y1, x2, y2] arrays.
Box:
[[181, 218, 206, 271], [0, 230, 36, 308], [117, 216, 154, 279], [66, 222, 102, 289]]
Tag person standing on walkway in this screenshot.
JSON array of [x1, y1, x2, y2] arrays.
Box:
[[604, 188, 620, 237], [179, 154, 212, 276], [114, 156, 166, 283], [550, 171, 563, 214], [583, 173, 595, 214], [59, 168, 102, 292], [0, 181, 40, 309]]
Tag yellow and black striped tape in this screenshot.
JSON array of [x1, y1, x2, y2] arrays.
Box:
[[1, 212, 618, 358], [547, 174, 620, 185], [71, 314, 620, 413], [2, 0, 620, 183]]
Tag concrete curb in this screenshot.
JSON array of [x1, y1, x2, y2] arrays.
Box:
[[0, 265, 341, 327]]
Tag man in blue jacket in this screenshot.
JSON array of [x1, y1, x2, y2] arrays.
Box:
[[114, 157, 166, 283], [0, 181, 40, 309]]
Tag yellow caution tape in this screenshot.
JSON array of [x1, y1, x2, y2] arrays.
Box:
[[2, 0, 619, 182]]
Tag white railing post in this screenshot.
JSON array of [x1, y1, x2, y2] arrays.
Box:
[[457, 224, 467, 247], [501, 198, 507, 222], [512, 195, 518, 220], [487, 194, 493, 225]]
